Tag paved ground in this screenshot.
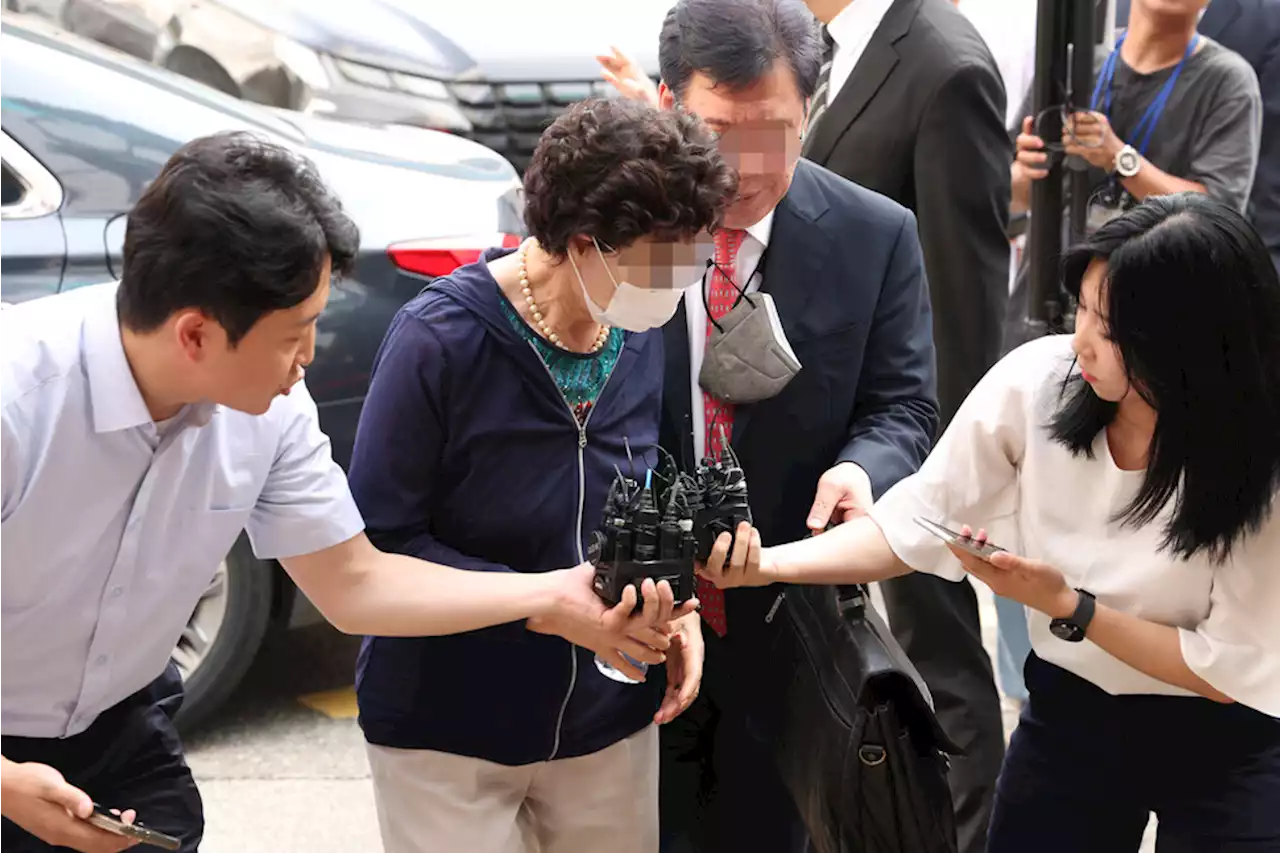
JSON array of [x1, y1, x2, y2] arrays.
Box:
[[183, 626, 380, 853], [185, 583, 1155, 852]]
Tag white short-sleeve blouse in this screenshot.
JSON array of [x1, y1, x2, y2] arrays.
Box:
[[869, 334, 1280, 717]]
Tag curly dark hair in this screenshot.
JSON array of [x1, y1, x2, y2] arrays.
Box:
[[522, 96, 737, 257]]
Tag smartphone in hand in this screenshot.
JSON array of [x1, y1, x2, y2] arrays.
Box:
[[88, 804, 182, 851], [913, 517, 1005, 560]]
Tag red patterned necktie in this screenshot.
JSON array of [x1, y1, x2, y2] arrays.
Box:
[[697, 227, 747, 638]]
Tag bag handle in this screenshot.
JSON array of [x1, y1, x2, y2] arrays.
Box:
[[836, 584, 870, 615], [807, 525, 871, 614]]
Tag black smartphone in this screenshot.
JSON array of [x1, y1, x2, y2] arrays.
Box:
[[88, 804, 182, 851], [913, 517, 1005, 560]]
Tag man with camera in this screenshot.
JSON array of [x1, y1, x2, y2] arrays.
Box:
[[1114, 0, 1279, 272], [0, 131, 684, 853], [1007, 0, 1262, 344]]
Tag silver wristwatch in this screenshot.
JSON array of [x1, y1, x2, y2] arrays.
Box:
[[1113, 144, 1141, 178]]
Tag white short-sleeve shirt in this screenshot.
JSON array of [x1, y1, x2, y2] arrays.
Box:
[[1, 283, 365, 737], [869, 334, 1280, 717]]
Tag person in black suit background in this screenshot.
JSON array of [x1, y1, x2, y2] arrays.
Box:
[[799, 1, 1012, 849], [1115, 0, 1279, 270], [801, 0, 1010, 426], [642, 2, 939, 851]]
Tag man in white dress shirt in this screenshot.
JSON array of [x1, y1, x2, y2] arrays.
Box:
[[0, 131, 682, 853]]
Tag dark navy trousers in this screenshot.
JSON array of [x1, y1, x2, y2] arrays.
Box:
[[989, 654, 1280, 852], [658, 627, 809, 853], [1, 662, 204, 853]]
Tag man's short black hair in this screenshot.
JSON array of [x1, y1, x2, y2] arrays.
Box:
[[119, 131, 359, 345], [659, 0, 822, 101], [523, 96, 737, 257]]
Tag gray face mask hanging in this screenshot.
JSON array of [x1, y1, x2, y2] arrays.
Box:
[[698, 259, 802, 404]]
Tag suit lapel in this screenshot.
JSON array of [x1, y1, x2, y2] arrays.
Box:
[[802, 0, 920, 164], [663, 300, 697, 468], [731, 163, 833, 445]]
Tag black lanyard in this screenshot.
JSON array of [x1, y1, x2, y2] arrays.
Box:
[[700, 246, 770, 332]]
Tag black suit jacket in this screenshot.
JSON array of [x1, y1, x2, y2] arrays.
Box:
[[1117, 0, 1280, 269], [659, 159, 938, 646], [802, 0, 1011, 426]]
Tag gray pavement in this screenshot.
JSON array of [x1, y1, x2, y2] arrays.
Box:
[[183, 626, 381, 853], [185, 584, 1156, 852]]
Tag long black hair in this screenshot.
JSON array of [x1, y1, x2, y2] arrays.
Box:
[[1048, 192, 1280, 564]]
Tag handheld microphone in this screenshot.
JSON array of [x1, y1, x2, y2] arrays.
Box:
[[591, 435, 752, 611]]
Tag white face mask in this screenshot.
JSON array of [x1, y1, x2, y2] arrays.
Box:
[[566, 238, 686, 332]]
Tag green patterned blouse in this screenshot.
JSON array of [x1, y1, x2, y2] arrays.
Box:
[[499, 288, 624, 424]]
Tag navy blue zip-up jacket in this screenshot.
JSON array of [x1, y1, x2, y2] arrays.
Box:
[[347, 248, 665, 765]]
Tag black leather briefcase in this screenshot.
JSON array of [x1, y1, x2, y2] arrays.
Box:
[[765, 583, 962, 853]]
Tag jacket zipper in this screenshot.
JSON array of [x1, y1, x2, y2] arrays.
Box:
[[765, 591, 786, 623], [526, 340, 621, 760]]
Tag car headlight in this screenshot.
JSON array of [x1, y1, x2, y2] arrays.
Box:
[[334, 57, 393, 90], [273, 35, 331, 91], [390, 72, 450, 101], [333, 59, 470, 132]]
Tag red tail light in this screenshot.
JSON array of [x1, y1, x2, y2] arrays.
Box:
[[388, 233, 522, 277]]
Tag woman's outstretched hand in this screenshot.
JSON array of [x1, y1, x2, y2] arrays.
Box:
[[696, 521, 771, 589]]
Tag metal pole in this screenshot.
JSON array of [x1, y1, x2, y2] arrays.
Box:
[[1025, 0, 1069, 335], [1067, 0, 1096, 243]]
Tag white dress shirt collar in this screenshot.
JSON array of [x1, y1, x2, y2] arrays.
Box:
[[742, 208, 774, 249], [83, 285, 158, 434], [83, 283, 215, 435], [824, 0, 898, 107], [826, 0, 897, 52]]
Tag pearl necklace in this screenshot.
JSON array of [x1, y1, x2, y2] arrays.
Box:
[[519, 240, 610, 353]]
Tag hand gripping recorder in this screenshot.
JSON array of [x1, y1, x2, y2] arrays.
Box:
[[688, 427, 753, 564], [589, 429, 753, 611]]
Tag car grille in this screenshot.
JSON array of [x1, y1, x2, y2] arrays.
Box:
[[451, 79, 658, 174]]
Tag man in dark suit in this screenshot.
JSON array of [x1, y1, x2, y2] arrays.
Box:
[[1116, 0, 1280, 270], [798, 2, 1012, 850], [651, 2, 939, 851]]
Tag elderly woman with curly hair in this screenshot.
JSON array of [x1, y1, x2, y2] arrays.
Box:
[[345, 97, 737, 853]]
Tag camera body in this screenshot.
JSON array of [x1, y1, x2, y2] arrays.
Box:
[[591, 434, 752, 612]]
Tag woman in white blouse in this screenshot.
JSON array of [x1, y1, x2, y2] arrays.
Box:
[[702, 192, 1280, 852]]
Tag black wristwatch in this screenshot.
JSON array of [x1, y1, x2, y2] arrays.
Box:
[[1049, 589, 1096, 642]]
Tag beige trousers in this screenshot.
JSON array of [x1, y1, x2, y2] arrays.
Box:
[[365, 725, 659, 853]]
